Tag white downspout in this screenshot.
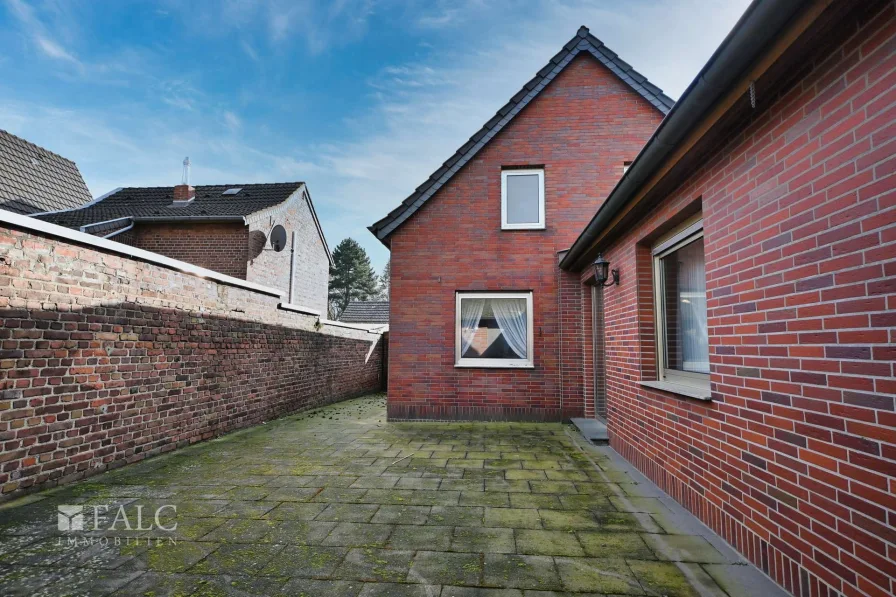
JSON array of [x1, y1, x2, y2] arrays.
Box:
[[288, 231, 296, 304]]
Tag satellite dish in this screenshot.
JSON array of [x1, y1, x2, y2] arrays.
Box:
[[270, 224, 287, 252]]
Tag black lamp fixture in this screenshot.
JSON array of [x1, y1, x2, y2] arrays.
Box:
[[592, 254, 619, 287]]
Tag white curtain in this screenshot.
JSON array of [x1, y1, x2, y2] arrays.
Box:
[[491, 298, 528, 359], [460, 298, 485, 356], [678, 242, 709, 373]]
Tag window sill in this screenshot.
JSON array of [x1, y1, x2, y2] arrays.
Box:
[[640, 380, 711, 401], [455, 363, 535, 369], [501, 225, 546, 231]]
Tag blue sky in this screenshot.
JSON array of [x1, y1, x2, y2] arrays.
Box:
[[1, 0, 750, 272]]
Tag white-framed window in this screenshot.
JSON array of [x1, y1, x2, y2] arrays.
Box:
[[501, 169, 544, 229], [456, 291, 534, 368], [653, 218, 709, 391]]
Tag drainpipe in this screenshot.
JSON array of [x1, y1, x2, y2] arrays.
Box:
[[288, 231, 296, 304]]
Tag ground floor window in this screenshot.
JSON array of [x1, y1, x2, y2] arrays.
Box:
[[653, 219, 709, 389], [455, 292, 533, 367]]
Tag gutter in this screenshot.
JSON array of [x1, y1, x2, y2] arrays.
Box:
[[104, 222, 134, 239], [79, 216, 133, 234], [132, 216, 247, 223], [559, 0, 810, 271]]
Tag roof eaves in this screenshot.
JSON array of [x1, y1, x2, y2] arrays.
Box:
[[301, 185, 334, 266]]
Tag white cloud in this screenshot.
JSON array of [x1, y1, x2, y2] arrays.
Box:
[[35, 35, 79, 64], [5, 0, 82, 69], [223, 111, 242, 131], [163, 0, 377, 54], [241, 40, 260, 61], [159, 79, 200, 111]]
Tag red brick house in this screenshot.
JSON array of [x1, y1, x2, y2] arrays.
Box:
[[375, 0, 895, 594], [370, 26, 673, 421], [558, 1, 896, 595], [36, 177, 332, 312]]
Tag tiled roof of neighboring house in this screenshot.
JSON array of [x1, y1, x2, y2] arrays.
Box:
[[36, 182, 305, 229], [0, 129, 94, 215], [80, 217, 134, 238], [368, 26, 675, 244], [339, 301, 389, 324]]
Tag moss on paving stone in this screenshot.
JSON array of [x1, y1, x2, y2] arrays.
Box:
[[628, 559, 701, 597], [641, 533, 730, 563], [577, 531, 655, 559], [0, 394, 729, 596], [515, 529, 584, 557], [482, 554, 560, 590], [142, 541, 217, 573], [483, 507, 542, 529], [554, 557, 642, 594], [450, 527, 515, 554]]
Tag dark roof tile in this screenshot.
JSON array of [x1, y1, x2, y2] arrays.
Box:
[[339, 301, 389, 324], [37, 182, 304, 229], [0, 129, 93, 214]]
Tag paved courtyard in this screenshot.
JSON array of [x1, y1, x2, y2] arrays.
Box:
[[0, 395, 758, 596]]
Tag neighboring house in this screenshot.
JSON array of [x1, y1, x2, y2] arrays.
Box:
[[37, 178, 332, 313], [371, 26, 673, 421], [0, 129, 93, 215], [376, 1, 896, 597], [338, 301, 389, 326]]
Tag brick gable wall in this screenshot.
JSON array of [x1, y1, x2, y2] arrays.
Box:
[[0, 223, 383, 500], [129, 221, 249, 280], [388, 54, 663, 421], [582, 5, 895, 595]]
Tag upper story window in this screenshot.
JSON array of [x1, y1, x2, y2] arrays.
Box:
[[456, 292, 534, 368], [501, 169, 544, 230], [653, 219, 709, 391]]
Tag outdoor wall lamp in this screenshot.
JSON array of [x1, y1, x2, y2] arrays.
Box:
[[592, 254, 619, 286]]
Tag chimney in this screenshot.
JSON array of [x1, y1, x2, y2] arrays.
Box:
[[173, 183, 195, 202], [172, 156, 195, 204]]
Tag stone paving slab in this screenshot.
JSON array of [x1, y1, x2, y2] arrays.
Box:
[[0, 394, 767, 596]]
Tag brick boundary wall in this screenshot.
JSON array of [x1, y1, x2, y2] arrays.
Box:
[[0, 218, 384, 501], [582, 4, 896, 596]]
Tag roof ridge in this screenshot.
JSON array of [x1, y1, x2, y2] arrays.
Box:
[[115, 182, 305, 191], [368, 26, 675, 243], [0, 128, 80, 167]]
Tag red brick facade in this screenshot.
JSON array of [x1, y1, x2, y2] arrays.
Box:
[[387, 55, 664, 421], [128, 221, 249, 279], [0, 223, 383, 500], [576, 5, 895, 596]]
